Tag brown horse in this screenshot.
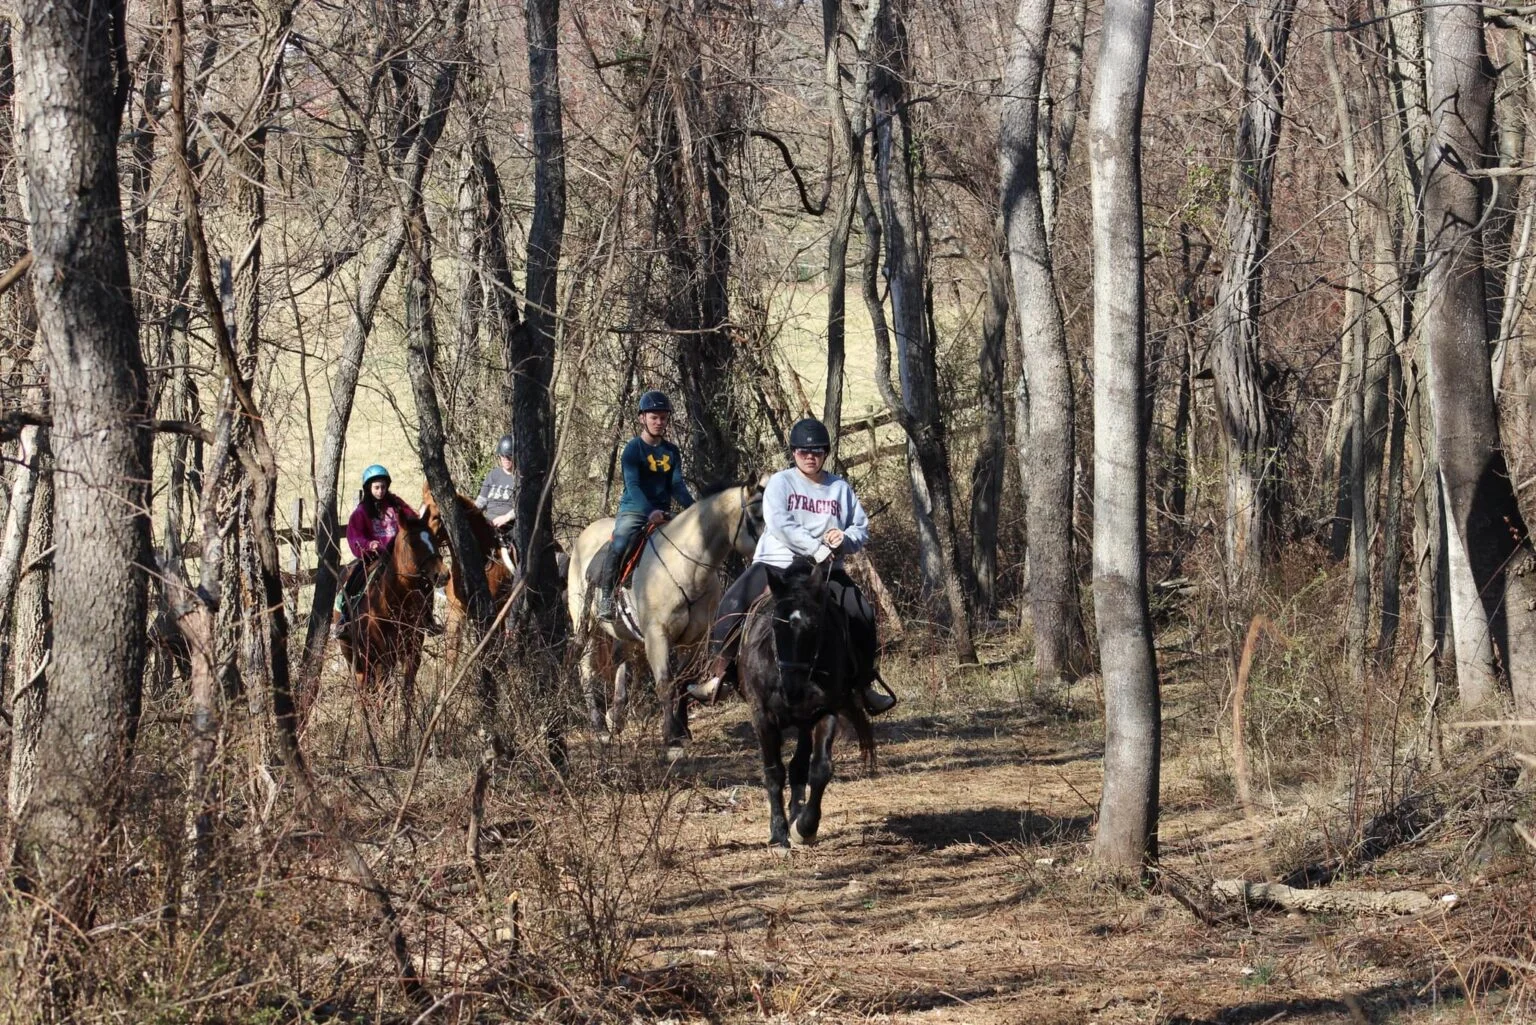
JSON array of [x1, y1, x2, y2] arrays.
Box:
[[336, 513, 446, 749], [419, 487, 514, 664]]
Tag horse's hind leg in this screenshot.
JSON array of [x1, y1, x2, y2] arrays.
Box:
[[579, 639, 611, 742], [754, 715, 790, 850], [790, 715, 837, 847], [608, 659, 630, 736]]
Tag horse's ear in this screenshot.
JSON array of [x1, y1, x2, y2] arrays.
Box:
[[755, 470, 773, 494], [421, 482, 433, 505]]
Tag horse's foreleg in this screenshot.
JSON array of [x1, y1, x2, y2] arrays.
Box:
[[398, 637, 424, 756], [647, 631, 689, 760], [755, 716, 790, 850], [790, 715, 837, 847], [787, 727, 812, 824]]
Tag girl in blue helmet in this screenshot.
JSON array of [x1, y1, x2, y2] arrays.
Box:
[[332, 464, 420, 638]]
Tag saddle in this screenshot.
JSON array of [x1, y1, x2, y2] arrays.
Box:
[[587, 521, 660, 593]]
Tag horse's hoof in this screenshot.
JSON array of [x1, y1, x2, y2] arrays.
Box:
[[789, 822, 818, 848], [595, 729, 613, 745], [664, 743, 687, 764], [768, 841, 792, 857]]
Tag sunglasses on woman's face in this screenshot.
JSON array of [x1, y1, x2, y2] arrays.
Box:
[[794, 448, 828, 457]]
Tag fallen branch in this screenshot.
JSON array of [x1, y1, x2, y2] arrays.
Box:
[[1211, 879, 1437, 915]]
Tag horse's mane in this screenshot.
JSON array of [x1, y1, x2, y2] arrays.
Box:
[[695, 479, 751, 499]]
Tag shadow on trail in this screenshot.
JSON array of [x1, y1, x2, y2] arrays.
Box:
[[884, 805, 1093, 850], [1165, 978, 1473, 1024]]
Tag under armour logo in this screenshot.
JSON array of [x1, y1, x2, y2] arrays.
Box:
[[647, 453, 672, 473]]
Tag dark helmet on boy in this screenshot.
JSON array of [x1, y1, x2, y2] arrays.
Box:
[[496, 434, 516, 459], [638, 390, 674, 413]]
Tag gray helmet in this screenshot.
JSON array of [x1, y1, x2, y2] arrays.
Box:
[[638, 390, 674, 413], [496, 434, 516, 459], [788, 417, 831, 451]]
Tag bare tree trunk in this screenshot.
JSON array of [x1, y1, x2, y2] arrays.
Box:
[[0, 423, 40, 647], [1325, 29, 1371, 687], [1089, 0, 1160, 873], [11, 0, 153, 922], [969, 227, 1009, 618], [822, 0, 870, 459], [1421, 0, 1536, 716], [509, 0, 568, 677], [5, 429, 49, 820], [1377, 348, 1407, 659], [867, 0, 975, 658], [1209, 0, 1296, 586], [1001, 0, 1089, 687]]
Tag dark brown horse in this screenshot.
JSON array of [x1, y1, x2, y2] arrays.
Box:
[[336, 513, 446, 744], [419, 487, 515, 665], [736, 556, 876, 850]]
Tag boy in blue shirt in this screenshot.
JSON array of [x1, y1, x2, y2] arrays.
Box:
[[597, 390, 694, 621]]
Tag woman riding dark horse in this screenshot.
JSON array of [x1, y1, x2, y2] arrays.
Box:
[[736, 555, 876, 849], [333, 464, 421, 639], [693, 417, 895, 716], [335, 480, 445, 730]]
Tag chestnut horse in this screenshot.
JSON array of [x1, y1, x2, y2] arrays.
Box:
[[420, 487, 514, 665], [336, 513, 445, 748]]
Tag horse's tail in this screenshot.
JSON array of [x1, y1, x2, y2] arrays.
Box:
[[844, 703, 877, 772]]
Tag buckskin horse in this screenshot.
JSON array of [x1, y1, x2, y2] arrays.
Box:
[[420, 487, 514, 665], [336, 513, 445, 750], [736, 555, 876, 849], [567, 481, 764, 757]]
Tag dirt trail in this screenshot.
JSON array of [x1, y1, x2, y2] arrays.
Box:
[[624, 679, 1473, 1024]]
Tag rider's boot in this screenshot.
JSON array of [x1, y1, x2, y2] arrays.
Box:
[[595, 544, 622, 622], [858, 677, 897, 715], [688, 654, 735, 703]]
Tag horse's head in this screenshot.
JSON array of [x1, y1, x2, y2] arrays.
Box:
[[393, 513, 448, 588], [768, 555, 834, 690], [733, 474, 771, 559]]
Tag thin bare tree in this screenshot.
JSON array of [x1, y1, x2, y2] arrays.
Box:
[[1089, 0, 1160, 872]]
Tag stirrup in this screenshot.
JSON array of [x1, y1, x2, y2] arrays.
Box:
[[595, 593, 615, 622]]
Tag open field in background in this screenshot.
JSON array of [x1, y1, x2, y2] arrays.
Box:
[[181, 252, 989, 556]]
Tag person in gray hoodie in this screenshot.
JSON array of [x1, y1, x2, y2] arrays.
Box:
[[690, 417, 896, 714]]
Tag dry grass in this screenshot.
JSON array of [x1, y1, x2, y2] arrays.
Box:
[[5, 603, 1531, 1023]]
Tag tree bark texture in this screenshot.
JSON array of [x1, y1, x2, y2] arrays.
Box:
[[1088, 0, 1161, 871], [510, 0, 568, 656], [1421, 1, 1536, 716], [11, 0, 154, 914], [1001, 0, 1089, 687], [1209, 0, 1295, 586]]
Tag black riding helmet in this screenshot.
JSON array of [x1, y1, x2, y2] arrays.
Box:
[[638, 390, 674, 413], [788, 417, 831, 451], [496, 434, 516, 459]]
